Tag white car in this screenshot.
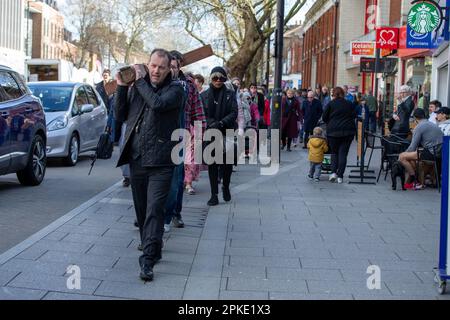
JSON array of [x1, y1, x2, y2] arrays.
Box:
[[28, 81, 108, 166]]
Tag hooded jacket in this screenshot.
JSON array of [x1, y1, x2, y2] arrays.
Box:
[[307, 135, 329, 163]]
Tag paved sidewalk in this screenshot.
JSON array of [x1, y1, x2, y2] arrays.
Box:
[[0, 143, 447, 300]]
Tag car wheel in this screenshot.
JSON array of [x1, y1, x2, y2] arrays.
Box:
[[17, 135, 47, 186], [64, 133, 79, 166]]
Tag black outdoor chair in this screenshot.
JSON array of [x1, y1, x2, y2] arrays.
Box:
[[364, 131, 383, 170], [377, 134, 410, 183]]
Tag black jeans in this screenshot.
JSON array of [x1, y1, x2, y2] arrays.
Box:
[[304, 129, 313, 147], [327, 135, 354, 178], [208, 164, 233, 195], [129, 157, 174, 267], [281, 131, 292, 150]]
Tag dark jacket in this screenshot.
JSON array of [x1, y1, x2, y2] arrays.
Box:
[[95, 81, 110, 111], [200, 86, 238, 135], [115, 73, 184, 167], [302, 98, 323, 132], [391, 96, 415, 136], [322, 97, 357, 137]]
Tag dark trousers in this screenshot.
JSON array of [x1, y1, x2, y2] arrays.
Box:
[[328, 135, 354, 178], [208, 164, 233, 195], [281, 130, 292, 150], [164, 163, 184, 224], [129, 158, 174, 267], [304, 129, 313, 147], [369, 111, 377, 133]]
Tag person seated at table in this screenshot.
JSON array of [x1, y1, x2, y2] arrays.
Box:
[[399, 109, 443, 190], [429, 100, 442, 124], [436, 107, 450, 136]]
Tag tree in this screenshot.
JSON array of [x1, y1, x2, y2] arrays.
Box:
[[178, 0, 307, 83], [102, 0, 174, 64], [64, 0, 102, 68]]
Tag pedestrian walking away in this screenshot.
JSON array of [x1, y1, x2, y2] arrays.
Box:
[[322, 87, 357, 184], [307, 126, 328, 182], [115, 49, 184, 281]]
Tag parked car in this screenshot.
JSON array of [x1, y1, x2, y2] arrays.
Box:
[[28, 82, 108, 166], [0, 65, 47, 186]]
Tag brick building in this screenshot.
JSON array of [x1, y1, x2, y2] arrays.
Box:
[[283, 25, 303, 89]]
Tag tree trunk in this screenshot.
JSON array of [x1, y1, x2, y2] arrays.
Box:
[[225, 11, 265, 81], [243, 45, 264, 87]]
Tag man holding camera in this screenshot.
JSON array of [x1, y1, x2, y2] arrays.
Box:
[[115, 49, 184, 281]]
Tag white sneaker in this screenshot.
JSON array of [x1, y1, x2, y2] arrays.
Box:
[[329, 173, 337, 182], [337, 178, 343, 184], [164, 224, 171, 233]]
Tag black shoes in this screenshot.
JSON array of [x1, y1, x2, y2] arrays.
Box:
[[222, 186, 231, 202], [122, 177, 130, 187], [139, 264, 154, 281], [207, 194, 219, 206], [172, 216, 185, 228]]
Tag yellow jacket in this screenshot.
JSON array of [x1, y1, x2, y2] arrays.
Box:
[[307, 136, 328, 163]]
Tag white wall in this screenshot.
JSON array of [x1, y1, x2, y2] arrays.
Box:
[[0, 47, 26, 75], [336, 0, 366, 87], [431, 44, 449, 105]]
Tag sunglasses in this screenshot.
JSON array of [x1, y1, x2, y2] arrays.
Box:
[[212, 76, 227, 82]]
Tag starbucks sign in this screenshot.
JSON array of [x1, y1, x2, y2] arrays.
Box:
[[407, 2, 442, 34]]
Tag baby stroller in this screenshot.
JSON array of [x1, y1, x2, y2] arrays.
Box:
[[317, 119, 332, 174]]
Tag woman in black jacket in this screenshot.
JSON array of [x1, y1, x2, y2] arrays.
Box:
[[322, 87, 357, 184], [200, 67, 238, 206]]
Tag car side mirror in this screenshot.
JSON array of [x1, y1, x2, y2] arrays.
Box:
[[81, 104, 94, 113]]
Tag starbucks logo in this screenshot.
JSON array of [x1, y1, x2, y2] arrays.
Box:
[[407, 2, 441, 34]]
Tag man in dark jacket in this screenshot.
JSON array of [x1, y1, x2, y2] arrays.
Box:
[[115, 49, 184, 281], [200, 66, 238, 206], [302, 90, 323, 148], [391, 85, 415, 138]]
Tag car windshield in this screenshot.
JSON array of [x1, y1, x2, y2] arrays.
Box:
[[28, 85, 73, 112]]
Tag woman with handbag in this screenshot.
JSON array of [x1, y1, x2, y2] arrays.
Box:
[[200, 67, 238, 206]]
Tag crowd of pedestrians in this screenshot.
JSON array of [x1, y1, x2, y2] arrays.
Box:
[[95, 47, 446, 281]]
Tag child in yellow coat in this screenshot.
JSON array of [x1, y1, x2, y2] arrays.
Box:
[[307, 127, 329, 182]]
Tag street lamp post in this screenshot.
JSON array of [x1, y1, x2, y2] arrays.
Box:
[[270, 0, 284, 162], [266, 17, 271, 89]]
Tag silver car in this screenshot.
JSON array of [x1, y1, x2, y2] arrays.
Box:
[[28, 81, 108, 166]]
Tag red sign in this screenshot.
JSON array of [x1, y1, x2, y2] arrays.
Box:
[[376, 27, 399, 50], [351, 41, 376, 57], [364, 0, 378, 34]]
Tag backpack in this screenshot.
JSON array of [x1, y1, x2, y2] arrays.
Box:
[[88, 132, 113, 175]]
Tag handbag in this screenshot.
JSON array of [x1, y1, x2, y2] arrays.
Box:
[[88, 132, 114, 175]]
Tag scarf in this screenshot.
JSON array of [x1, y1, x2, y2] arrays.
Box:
[[207, 84, 228, 123]]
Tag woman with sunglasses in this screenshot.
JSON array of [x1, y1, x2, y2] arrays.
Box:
[[200, 67, 238, 206]]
